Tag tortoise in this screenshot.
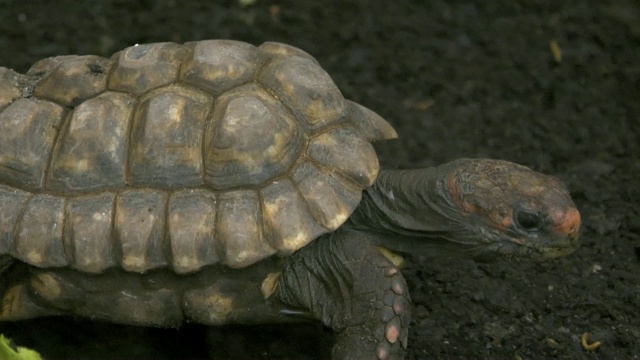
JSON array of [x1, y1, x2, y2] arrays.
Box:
[[0, 40, 580, 359]]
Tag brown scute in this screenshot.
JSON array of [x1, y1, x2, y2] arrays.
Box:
[[30, 55, 112, 107], [204, 84, 304, 189], [129, 85, 211, 188], [109, 42, 187, 96], [307, 127, 380, 188], [0, 98, 65, 191], [14, 194, 67, 267], [47, 92, 135, 192], [215, 190, 276, 268], [180, 40, 265, 94], [115, 189, 168, 273], [0, 185, 31, 254], [260, 55, 345, 130], [260, 179, 327, 253], [64, 192, 116, 273], [258, 42, 317, 63], [345, 100, 398, 141], [292, 161, 362, 231], [168, 189, 219, 274], [0, 67, 23, 110]]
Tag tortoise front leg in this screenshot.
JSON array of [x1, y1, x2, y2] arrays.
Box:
[[277, 230, 410, 360]]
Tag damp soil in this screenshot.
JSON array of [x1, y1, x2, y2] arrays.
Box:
[[0, 1, 638, 359]]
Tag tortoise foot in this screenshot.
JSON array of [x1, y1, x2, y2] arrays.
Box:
[[331, 255, 410, 360], [277, 230, 411, 360]]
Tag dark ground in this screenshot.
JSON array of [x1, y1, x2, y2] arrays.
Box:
[[0, 1, 639, 359]]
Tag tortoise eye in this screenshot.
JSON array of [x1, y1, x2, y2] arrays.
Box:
[[515, 210, 541, 231]]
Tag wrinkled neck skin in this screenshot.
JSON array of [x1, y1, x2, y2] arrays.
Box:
[[344, 166, 473, 258]]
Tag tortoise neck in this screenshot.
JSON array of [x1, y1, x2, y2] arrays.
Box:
[[345, 167, 458, 242], [344, 166, 477, 257]]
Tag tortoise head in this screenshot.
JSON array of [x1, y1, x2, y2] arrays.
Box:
[[432, 158, 580, 260], [360, 158, 580, 261]]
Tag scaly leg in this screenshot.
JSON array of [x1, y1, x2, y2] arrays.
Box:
[[277, 230, 411, 360]]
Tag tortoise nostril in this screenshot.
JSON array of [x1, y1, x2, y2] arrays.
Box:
[[515, 210, 541, 231]]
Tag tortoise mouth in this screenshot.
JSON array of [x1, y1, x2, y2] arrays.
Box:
[[368, 224, 579, 261], [476, 226, 580, 261]]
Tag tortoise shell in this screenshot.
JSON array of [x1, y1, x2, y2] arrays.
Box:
[[0, 40, 396, 274]]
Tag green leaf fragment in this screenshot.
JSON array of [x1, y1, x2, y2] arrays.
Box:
[[0, 335, 43, 360]]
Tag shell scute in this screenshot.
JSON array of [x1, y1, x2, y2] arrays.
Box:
[[260, 55, 344, 130], [168, 189, 219, 274], [258, 42, 317, 63], [48, 91, 135, 192], [204, 84, 304, 189], [215, 190, 275, 268], [129, 85, 212, 188], [64, 192, 116, 273], [14, 194, 67, 267], [0, 185, 31, 254], [345, 100, 398, 141], [308, 127, 380, 188], [30, 55, 113, 107], [109, 42, 187, 95], [260, 179, 326, 253], [0, 67, 24, 110], [115, 189, 168, 273], [180, 40, 265, 94], [0, 98, 65, 191], [292, 161, 362, 231]]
